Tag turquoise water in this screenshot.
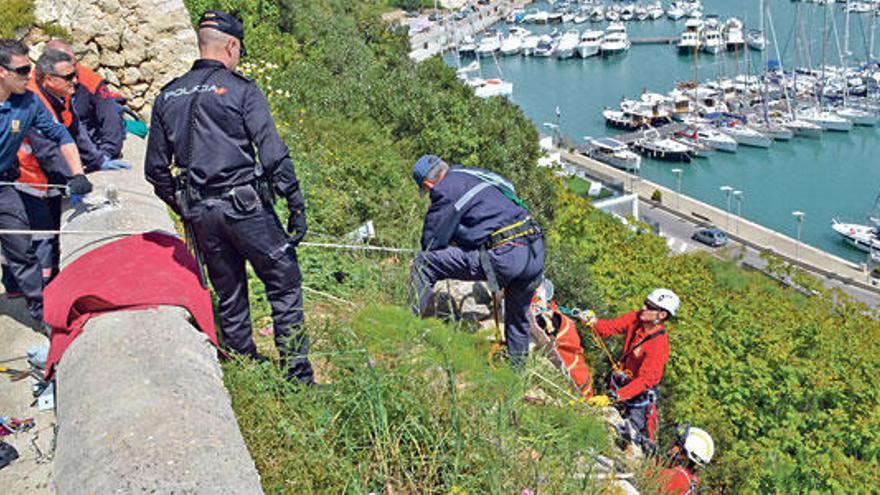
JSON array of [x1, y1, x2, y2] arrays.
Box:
[[444, 0, 880, 263]]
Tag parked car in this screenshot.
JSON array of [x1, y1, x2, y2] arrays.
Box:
[[692, 227, 728, 247]]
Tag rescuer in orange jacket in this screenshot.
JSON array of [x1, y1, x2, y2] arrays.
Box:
[[45, 39, 126, 161], [586, 288, 680, 450]]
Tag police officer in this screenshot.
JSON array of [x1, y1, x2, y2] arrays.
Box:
[[0, 39, 92, 327], [144, 11, 314, 384], [410, 155, 545, 367]]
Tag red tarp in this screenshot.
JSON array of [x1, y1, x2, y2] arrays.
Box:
[[43, 232, 217, 378]]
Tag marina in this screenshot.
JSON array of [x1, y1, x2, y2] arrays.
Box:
[[439, 0, 880, 264]]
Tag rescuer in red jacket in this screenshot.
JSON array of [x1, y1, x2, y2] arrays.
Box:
[[586, 288, 680, 451], [658, 425, 714, 495]]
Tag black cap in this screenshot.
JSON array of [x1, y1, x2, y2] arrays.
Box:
[[198, 10, 247, 57]]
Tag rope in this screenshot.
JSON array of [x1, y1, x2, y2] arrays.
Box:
[[537, 303, 624, 373], [298, 241, 415, 254]]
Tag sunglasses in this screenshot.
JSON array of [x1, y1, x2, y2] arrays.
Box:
[[2, 63, 31, 77], [643, 301, 663, 312], [52, 71, 77, 82]]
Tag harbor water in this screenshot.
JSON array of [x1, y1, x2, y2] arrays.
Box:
[[443, 0, 880, 263]]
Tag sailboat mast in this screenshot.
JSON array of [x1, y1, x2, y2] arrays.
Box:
[[767, 4, 795, 119]]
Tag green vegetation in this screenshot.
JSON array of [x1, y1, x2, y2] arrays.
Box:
[[178, 0, 880, 492], [0, 0, 35, 38]]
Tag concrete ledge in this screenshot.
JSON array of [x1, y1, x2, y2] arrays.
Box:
[[52, 138, 263, 492]]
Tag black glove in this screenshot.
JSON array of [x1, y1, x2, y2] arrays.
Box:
[[67, 174, 93, 195], [287, 208, 307, 247]]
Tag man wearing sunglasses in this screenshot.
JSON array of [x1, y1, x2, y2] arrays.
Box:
[[0, 39, 92, 330], [585, 288, 680, 453], [44, 39, 126, 162]]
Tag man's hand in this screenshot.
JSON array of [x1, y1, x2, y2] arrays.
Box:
[[99, 159, 132, 171], [287, 209, 308, 247], [587, 393, 615, 408], [578, 309, 597, 327], [67, 174, 93, 195]]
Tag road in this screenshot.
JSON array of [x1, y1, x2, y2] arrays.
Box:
[[638, 199, 880, 308]]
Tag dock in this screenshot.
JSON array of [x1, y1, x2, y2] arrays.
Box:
[[559, 149, 880, 294], [630, 36, 678, 45]]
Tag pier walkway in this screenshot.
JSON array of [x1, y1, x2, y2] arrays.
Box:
[[560, 149, 880, 294], [408, 1, 532, 62]]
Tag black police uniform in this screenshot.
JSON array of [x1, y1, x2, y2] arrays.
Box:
[[144, 58, 313, 384]]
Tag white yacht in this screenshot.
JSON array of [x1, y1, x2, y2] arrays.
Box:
[[724, 17, 745, 52], [831, 220, 880, 253], [577, 30, 603, 58], [468, 78, 513, 98], [521, 35, 540, 56], [836, 107, 879, 126], [701, 17, 724, 55], [691, 125, 738, 152], [633, 128, 693, 163], [715, 122, 772, 148], [534, 36, 555, 57], [500, 33, 524, 56], [667, 6, 686, 21], [782, 118, 823, 138], [601, 23, 631, 57], [584, 137, 642, 171], [476, 34, 502, 58], [648, 3, 664, 20], [747, 30, 766, 51], [555, 30, 580, 59], [797, 108, 854, 132], [677, 19, 703, 54]]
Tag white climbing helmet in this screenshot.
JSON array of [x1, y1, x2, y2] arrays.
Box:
[[646, 288, 680, 317], [535, 277, 554, 304], [678, 426, 715, 466]]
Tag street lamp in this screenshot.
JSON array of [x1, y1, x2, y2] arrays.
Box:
[[720, 185, 733, 229], [792, 211, 805, 264], [631, 175, 641, 197], [671, 168, 683, 209], [733, 190, 742, 235]]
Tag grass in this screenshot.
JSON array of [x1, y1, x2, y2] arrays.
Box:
[[226, 297, 612, 493]]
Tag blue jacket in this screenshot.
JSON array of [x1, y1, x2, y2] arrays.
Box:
[[0, 91, 73, 175], [421, 167, 530, 251], [73, 83, 125, 160]]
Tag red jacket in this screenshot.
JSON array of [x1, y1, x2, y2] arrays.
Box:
[[594, 311, 669, 401], [659, 466, 698, 495]]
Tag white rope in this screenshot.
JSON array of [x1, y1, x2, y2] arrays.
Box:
[[299, 241, 415, 254], [0, 181, 68, 189], [0, 230, 415, 255]]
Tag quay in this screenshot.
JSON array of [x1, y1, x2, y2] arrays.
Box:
[[559, 148, 880, 294], [630, 36, 678, 45], [407, 1, 533, 62]]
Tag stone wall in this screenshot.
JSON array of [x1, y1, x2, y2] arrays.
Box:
[[29, 0, 198, 118]]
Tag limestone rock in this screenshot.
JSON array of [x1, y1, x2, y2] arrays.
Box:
[[427, 280, 494, 322], [33, 0, 198, 116]]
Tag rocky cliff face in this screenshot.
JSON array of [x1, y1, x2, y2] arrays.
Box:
[[30, 0, 198, 118]]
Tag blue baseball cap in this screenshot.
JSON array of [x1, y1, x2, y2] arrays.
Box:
[[199, 10, 247, 57], [412, 154, 445, 187]]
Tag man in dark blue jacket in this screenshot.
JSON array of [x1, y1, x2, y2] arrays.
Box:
[[145, 11, 314, 384], [0, 39, 92, 327], [411, 154, 545, 366]]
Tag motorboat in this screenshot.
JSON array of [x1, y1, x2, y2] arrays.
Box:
[[677, 19, 703, 54], [747, 30, 766, 51], [521, 35, 540, 56], [584, 137, 642, 171], [606, 8, 620, 22], [751, 122, 794, 141], [555, 30, 580, 59], [633, 128, 693, 162], [782, 118, 823, 138], [476, 34, 502, 57], [671, 130, 714, 158], [836, 107, 879, 126], [724, 17, 745, 52], [831, 219, 880, 253], [648, 4, 664, 20], [548, 11, 564, 23], [577, 30, 603, 58], [590, 6, 605, 22], [533, 11, 550, 24], [604, 99, 673, 130], [534, 36, 556, 57], [459, 36, 477, 57], [636, 7, 650, 22], [797, 107, 854, 132], [562, 13, 575, 24], [468, 78, 513, 98], [573, 12, 589, 24], [601, 22, 631, 56], [667, 6, 686, 21], [692, 125, 738, 152], [500, 34, 524, 56], [620, 6, 634, 22], [710, 117, 772, 148], [701, 17, 724, 55]]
